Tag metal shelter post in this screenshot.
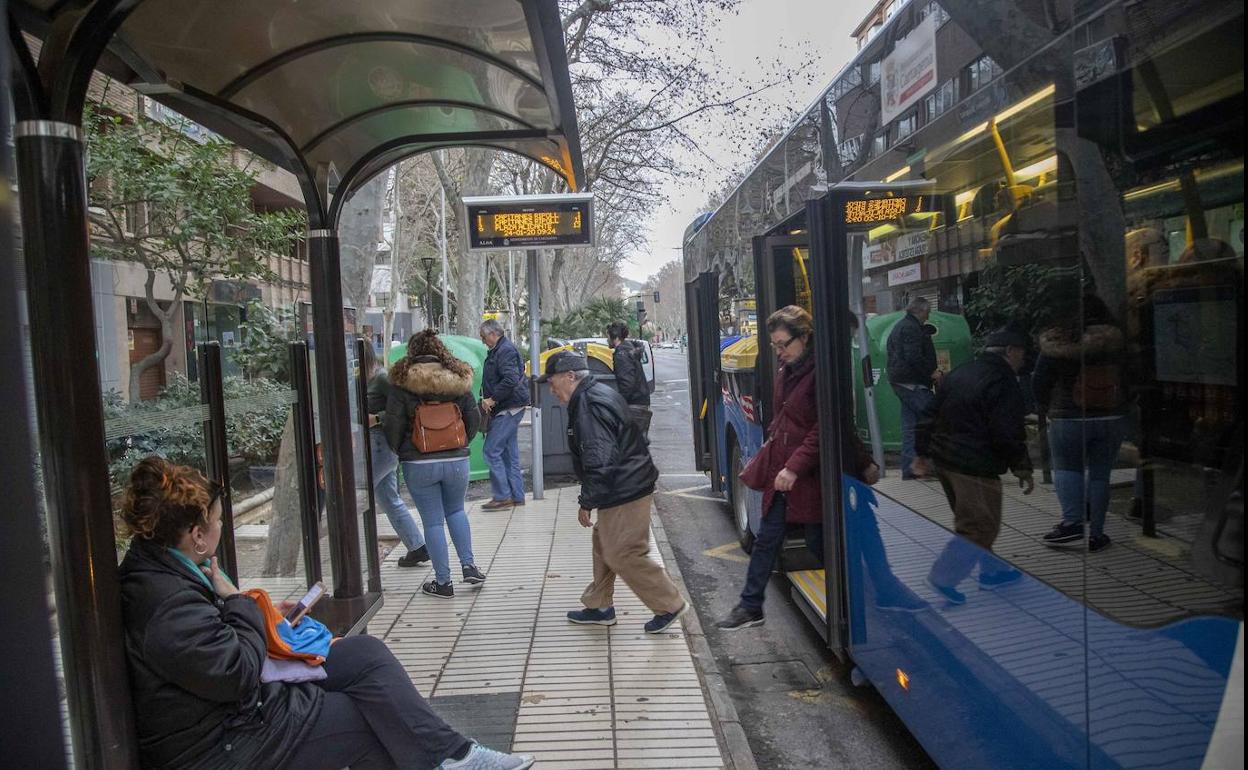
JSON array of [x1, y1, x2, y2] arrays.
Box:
[[354, 338, 383, 595], [528, 248, 544, 499], [289, 341, 324, 586], [14, 117, 140, 767], [198, 342, 238, 582]]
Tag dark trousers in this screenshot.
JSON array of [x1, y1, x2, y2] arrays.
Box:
[[285, 635, 469, 770], [628, 404, 653, 437], [740, 496, 822, 612]]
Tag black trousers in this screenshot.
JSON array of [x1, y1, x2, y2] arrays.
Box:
[[285, 635, 469, 770]]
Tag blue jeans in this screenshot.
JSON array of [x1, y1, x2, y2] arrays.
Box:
[[402, 459, 474, 585], [369, 430, 424, 552], [1048, 417, 1127, 537], [483, 409, 525, 501], [892, 385, 933, 479]]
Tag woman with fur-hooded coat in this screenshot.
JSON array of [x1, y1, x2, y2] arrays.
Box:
[[384, 330, 486, 598]]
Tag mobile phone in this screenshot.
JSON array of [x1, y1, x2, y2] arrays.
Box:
[[285, 582, 326, 626]]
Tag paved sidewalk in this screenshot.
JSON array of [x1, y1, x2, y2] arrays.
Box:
[[274, 486, 728, 770]]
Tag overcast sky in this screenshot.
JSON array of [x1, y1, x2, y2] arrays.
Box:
[[618, 0, 874, 283]]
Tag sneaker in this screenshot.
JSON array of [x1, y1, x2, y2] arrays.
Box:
[[397, 545, 429, 568], [567, 607, 617, 626], [1042, 521, 1084, 546], [440, 742, 534, 770], [1088, 533, 1112, 553], [875, 583, 928, 612], [422, 580, 454, 599], [481, 499, 513, 511], [715, 605, 764, 630], [644, 603, 689, 634], [461, 565, 486, 585], [978, 569, 1024, 590], [926, 577, 966, 605]]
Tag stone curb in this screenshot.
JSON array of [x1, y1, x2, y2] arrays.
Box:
[[651, 508, 759, 770]]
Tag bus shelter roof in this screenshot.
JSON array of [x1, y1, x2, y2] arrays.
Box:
[[15, 0, 585, 225]]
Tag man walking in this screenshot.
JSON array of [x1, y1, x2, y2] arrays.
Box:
[[914, 328, 1035, 605], [606, 321, 652, 436], [887, 296, 941, 479], [540, 350, 688, 634], [479, 319, 529, 510]]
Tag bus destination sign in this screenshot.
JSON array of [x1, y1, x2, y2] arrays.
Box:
[[843, 195, 931, 225], [463, 194, 594, 251]]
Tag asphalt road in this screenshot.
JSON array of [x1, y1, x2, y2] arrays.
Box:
[[647, 348, 935, 770]]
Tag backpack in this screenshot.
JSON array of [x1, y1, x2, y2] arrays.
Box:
[[410, 400, 467, 453], [1072, 363, 1124, 411]]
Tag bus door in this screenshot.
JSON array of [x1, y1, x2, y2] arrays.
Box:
[[805, 183, 942, 654], [686, 272, 723, 489], [751, 233, 808, 430]]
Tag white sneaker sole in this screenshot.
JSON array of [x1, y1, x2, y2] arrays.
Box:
[[568, 615, 618, 626], [645, 602, 690, 634]]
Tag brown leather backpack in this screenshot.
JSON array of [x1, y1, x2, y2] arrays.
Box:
[[410, 400, 467, 453]]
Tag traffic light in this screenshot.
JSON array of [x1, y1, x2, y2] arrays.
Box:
[[653, 291, 660, 303], [636, 300, 646, 327]]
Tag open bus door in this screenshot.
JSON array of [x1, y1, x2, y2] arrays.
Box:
[[686, 272, 723, 490], [751, 232, 808, 431]]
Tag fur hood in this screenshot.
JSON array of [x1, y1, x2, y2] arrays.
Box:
[[1038, 323, 1124, 360], [390, 356, 473, 399]]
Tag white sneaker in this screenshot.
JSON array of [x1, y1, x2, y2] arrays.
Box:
[[441, 742, 535, 770]]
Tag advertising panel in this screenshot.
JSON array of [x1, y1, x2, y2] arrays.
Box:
[[881, 14, 938, 124]]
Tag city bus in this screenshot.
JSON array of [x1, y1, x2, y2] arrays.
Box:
[[683, 0, 1243, 767]]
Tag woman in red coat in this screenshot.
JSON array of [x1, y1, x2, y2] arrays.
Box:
[[717, 305, 828, 630]]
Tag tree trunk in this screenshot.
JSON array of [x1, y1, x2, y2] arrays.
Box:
[[128, 269, 177, 404], [262, 413, 302, 576], [434, 149, 495, 334], [338, 175, 386, 313]]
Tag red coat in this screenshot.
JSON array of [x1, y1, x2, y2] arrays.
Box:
[[752, 354, 822, 524]]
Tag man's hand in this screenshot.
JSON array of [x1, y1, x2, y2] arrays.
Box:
[[862, 461, 881, 486], [578, 508, 593, 527], [481, 397, 496, 414], [1016, 472, 1035, 495], [911, 457, 933, 478], [202, 557, 240, 598], [774, 468, 798, 492]]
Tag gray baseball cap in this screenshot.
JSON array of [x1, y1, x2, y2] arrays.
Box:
[[537, 350, 589, 383]]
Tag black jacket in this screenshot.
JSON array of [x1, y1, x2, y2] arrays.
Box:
[[366, 369, 390, 426], [568, 377, 658, 510], [1032, 323, 1128, 419], [916, 353, 1032, 478], [118, 539, 321, 769], [886, 312, 937, 387], [612, 340, 651, 406], [481, 335, 530, 411], [384, 355, 480, 462]]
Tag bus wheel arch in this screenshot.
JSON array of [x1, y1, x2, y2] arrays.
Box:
[[727, 432, 756, 554]]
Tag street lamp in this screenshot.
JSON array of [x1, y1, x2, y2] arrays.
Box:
[[421, 256, 436, 329]]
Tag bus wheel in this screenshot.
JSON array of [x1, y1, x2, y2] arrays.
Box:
[[730, 441, 755, 554]]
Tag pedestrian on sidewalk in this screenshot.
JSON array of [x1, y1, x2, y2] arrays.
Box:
[[116, 457, 532, 770], [384, 330, 487, 599], [478, 319, 529, 510], [606, 320, 654, 437], [717, 306, 824, 631], [541, 350, 689, 634], [361, 339, 428, 568], [914, 327, 1035, 605], [887, 296, 942, 479]]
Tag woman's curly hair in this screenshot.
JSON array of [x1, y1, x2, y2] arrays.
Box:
[[391, 329, 472, 382], [121, 457, 220, 546]]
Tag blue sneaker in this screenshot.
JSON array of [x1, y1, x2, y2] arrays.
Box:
[[926, 577, 966, 605], [440, 742, 534, 770], [644, 602, 689, 634], [978, 569, 1024, 590], [567, 606, 617, 626]]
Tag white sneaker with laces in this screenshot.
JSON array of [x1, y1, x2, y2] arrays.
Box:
[[440, 742, 535, 770]]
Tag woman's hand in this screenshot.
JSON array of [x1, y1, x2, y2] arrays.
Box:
[[774, 468, 798, 492], [202, 557, 240, 598], [276, 599, 297, 614], [862, 461, 880, 485]]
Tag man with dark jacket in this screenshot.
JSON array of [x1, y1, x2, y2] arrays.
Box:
[[915, 328, 1034, 604], [887, 297, 941, 478], [540, 350, 688, 634], [606, 320, 652, 435], [479, 319, 530, 510]]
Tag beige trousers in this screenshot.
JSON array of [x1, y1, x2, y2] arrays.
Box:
[[580, 494, 685, 614]]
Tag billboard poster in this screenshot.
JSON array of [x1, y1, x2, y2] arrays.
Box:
[[881, 14, 938, 124]]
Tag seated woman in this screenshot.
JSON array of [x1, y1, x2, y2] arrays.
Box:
[[117, 456, 531, 770]]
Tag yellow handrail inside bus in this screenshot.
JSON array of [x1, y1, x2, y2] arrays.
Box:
[[700, 398, 708, 420]]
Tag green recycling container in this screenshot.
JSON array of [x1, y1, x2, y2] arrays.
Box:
[[387, 335, 490, 481], [852, 310, 973, 451]]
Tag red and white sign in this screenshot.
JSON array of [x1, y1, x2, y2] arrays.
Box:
[[881, 14, 938, 124], [888, 262, 923, 286]]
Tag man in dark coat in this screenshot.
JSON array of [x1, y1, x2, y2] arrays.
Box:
[[479, 319, 530, 510], [541, 350, 688, 634], [915, 328, 1035, 605], [887, 296, 941, 478], [606, 320, 653, 436]]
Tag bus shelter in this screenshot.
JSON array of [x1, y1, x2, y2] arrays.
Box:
[[0, 2, 584, 766]]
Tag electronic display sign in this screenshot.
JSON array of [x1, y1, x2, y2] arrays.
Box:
[[842, 195, 935, 226], [463, 194, 594, 250]]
